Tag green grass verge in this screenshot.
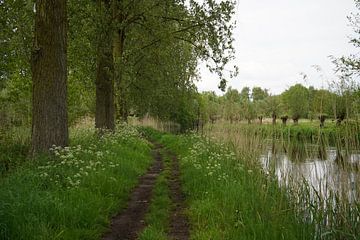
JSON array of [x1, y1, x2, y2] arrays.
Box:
[[138, 148, 172, 240], [0, 125, 152, 240], [143, 128, 314, 240]]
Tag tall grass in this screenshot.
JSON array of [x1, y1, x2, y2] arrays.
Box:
[[204, 121, 360, 239], [0, 125, 30, 175], [0, 124, 152, 240], [130, 116, 181, 134]]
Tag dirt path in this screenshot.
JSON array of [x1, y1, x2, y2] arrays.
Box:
[[167, 151, 190, 240], [102, 144, 163, 240], [102, 142, 190, 240]]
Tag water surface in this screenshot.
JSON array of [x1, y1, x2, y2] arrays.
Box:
[[260, 142, 360, 203]]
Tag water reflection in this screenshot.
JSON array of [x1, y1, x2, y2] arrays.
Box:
[[260, 141, 360, 203]]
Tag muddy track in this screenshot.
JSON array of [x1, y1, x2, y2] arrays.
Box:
[[167, 151, 190, 240], [102, 144, 163, 240]]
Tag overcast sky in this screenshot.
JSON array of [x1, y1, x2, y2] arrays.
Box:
[[196, 0, 358, 95]]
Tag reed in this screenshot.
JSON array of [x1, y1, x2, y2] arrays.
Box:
[[204, 121, 360, 239]]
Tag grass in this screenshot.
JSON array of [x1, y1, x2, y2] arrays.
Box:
[[0, 124, 153, 240], [0, 125, 30, 175], [143, 127, 314, 239]]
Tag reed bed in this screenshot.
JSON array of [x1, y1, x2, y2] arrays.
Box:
[[204, 121, 360, 239]]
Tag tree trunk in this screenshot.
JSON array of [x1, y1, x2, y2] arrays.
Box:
[[319, 115, 326, 128], [281, 116, 288, 125], [272, 114, 276, 125], [31, 0, 68, 154], [95, 0, 115, 131]]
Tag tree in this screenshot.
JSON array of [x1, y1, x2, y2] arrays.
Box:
[[240, 87, 250, 102], [238, 87, 254, 123], [95, 0, 115, 131], [333, 0, 360, 76], [0, 0, 33, 129], [31, 0, 68, 153], [282, 84, 309, 124], [201, 91, 220, 124], [307, 86, 316, 121], [312, 89, 334, 116], [224, 87, 240, 123], [252, 87, 268, 102], [1, 0, 237, 136], [86, 0, 237, 128], [265, 95, 281, 125], [67, 0, 97, 124], [0, 0, 33, 89], [252, 87, 268, 124]]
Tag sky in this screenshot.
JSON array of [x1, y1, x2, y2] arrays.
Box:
[[196, 0, 359, 95]]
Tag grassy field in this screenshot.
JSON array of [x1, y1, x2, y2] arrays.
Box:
[[0, 124, 152, 240]]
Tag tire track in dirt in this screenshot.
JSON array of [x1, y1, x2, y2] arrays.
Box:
[[167, 151, 190, 240], [102, 144, 163, 240]]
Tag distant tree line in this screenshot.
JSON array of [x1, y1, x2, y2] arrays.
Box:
[[199, 83, 360, 126]]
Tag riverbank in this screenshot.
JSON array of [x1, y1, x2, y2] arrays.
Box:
[[203, 122, 360, 239]]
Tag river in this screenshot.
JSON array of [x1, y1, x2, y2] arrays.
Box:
[[260, 142, 360, 203]]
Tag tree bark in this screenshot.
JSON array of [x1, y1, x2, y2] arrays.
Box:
[[31, 0, 68, 154], [95, 0, 115, 131]]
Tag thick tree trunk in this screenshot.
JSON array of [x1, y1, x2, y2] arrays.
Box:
[[95, 0, 115, 131], [31, 0, 68, 154]]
